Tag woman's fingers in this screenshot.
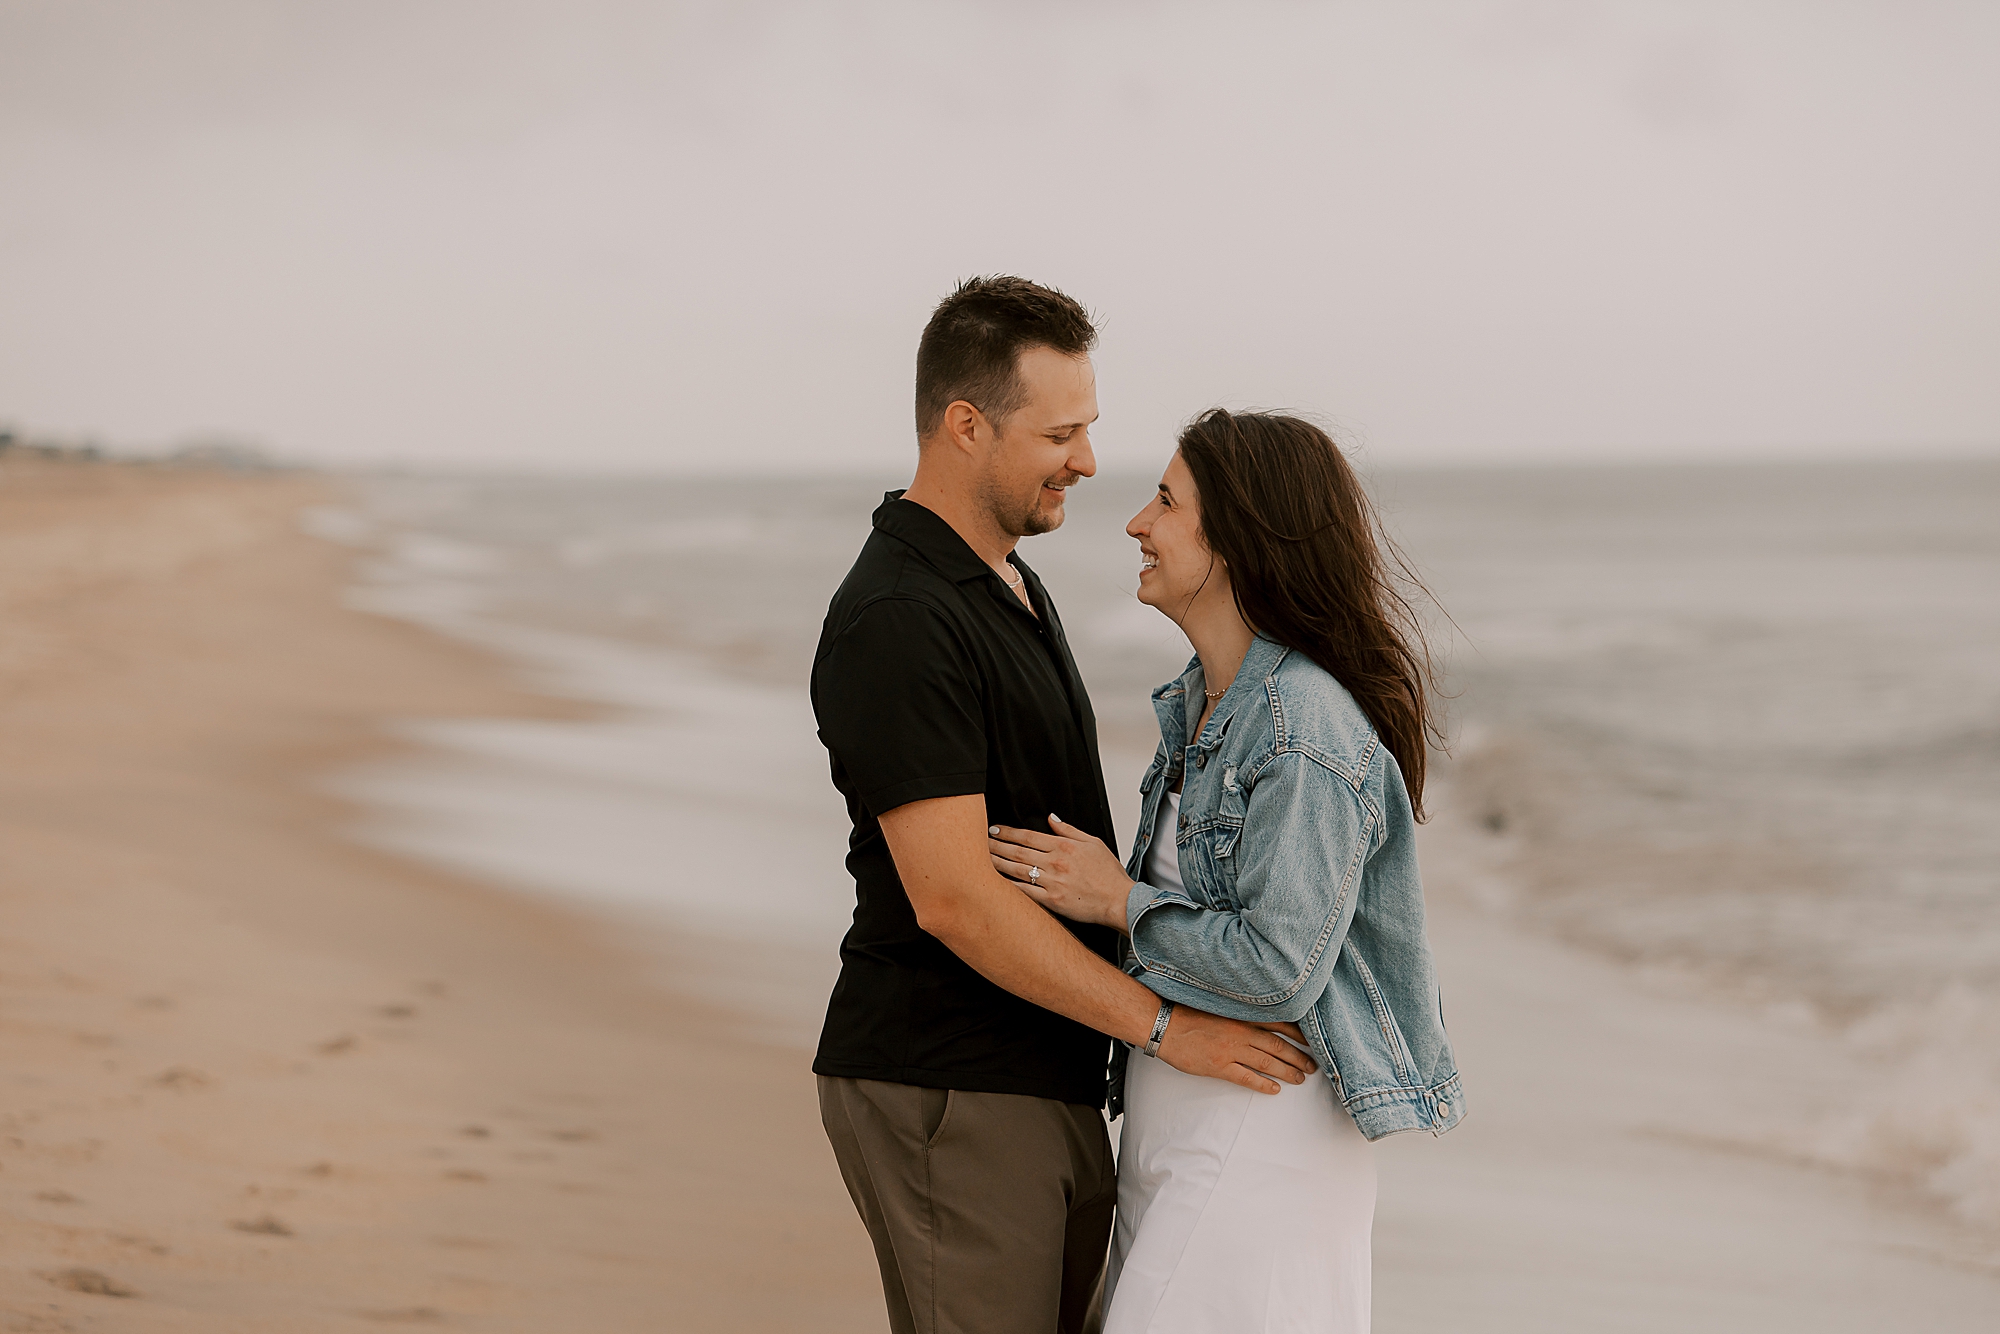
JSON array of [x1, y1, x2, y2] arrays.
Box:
[[988, 824, 1063, 853], [1046, 816, 1111, 856], [989, 853, 1037, 884], [988, 837, 1051, 877], [1045, 814, 1099, 844]]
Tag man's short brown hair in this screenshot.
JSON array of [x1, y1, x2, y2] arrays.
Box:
[[915, 276, 1097, 439]]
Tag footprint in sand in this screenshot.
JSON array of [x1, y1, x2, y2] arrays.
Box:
[[442, 1169, 487, 1183], [149, 1067, 213, 1090], [41, 1267, 136, 1298], [316, 1034, 358, 1055], [376, 1004, 418, 1020], [33, 1190, 79, 1204], [228, 1214, 294, 1236]]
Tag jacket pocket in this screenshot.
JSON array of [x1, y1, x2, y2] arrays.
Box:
[[1186, 821, 1244, 907]]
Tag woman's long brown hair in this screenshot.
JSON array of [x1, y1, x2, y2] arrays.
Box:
[[1176, 408, 1446, 818]]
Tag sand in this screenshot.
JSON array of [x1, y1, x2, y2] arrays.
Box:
[[0, 457, 881, 1331]]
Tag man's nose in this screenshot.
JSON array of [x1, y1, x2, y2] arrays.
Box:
[[1069, 433, 1098, 479]]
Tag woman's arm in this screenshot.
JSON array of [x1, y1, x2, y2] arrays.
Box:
[[991, 749, 1374, 1024], [889, 793, 1315, 1092]]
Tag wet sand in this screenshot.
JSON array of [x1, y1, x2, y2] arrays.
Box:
[[0, 457, 880, 1331]]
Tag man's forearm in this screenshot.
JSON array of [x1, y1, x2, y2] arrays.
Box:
[[878, 794, 1313, 1094], [880, 793, 1163, 1047], [927, 872, 1161, 1047]]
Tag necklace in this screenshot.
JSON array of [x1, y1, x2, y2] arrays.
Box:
[[999, 562, 1024, 590], [1204, 685, 1227, 700]]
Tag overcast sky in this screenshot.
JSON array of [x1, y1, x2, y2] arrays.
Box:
[[2, 1, 1995, 473]]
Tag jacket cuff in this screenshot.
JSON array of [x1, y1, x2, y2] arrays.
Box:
[[1126, 879, 1199, 943], [1125, 878, 1154, 936]]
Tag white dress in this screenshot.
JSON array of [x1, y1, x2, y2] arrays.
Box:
[[1104, 791, 1377, 1334]]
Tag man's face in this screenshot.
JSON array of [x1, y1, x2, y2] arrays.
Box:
[[977, 346, 1099, 538]]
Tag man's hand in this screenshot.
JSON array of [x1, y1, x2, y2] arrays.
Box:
[[1155, 1008, 1317, 1094]]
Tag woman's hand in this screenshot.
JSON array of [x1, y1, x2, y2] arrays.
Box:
[[989, 815, 1135, 934]]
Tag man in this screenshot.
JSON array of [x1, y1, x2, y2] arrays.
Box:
[[811, 276, 1315, 1334]]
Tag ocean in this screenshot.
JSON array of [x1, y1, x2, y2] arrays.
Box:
[[304, 458, 2000, 1242]]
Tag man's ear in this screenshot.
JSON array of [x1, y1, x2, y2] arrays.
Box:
[[939, 400, 986, 456]]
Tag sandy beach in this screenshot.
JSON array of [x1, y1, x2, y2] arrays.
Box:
[[5, 457, 1997, 1333], [0, 457, 879, 1331]]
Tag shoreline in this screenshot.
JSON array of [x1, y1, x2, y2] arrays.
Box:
[[7, 456, 1996, 1331], [1373, 789, 2000, 1330], [309, 459, 2000, 1329], [0, 458, 880, 1330]]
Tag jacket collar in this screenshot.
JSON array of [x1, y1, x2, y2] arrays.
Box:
[[1151, 633, 1291, 748], [873, 490, 1038, 591]]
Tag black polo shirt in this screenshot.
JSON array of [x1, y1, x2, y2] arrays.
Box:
[[810, 492, 1118, 1107]]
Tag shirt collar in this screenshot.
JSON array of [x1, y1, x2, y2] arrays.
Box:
[[873, 490, 1034, 589]]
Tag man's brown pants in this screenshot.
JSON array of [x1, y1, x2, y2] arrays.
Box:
[[818, 1076, 1117, 1334]]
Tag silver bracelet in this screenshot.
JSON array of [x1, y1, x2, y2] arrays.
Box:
[[1141, 1001, 1175, 1059]]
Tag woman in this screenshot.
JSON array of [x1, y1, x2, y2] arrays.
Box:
[[988, 409, 1462, 1332]]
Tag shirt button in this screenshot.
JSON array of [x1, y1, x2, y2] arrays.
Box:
[[1195, 754, 1207, 769], [1437, 1101, 1451, 1116]]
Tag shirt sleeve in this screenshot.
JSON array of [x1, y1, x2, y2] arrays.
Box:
[[814, 597, 987, 817]]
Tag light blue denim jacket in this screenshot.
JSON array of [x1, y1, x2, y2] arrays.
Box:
[[1114, 634, 1464, 1140]]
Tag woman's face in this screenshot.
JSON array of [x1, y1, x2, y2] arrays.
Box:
[[1127, 451, 1225, 615]]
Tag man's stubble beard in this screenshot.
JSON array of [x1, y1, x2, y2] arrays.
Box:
[[980, 467, 1069, 539], [1019, 489, 1064, 537]]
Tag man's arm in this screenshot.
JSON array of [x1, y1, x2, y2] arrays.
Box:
[[880, 793, 1315, 1094]]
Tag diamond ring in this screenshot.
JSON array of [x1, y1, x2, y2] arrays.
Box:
[[1028, 866, 1041, 884]]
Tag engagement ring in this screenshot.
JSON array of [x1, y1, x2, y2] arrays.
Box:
[[1028, 866, 1041, 884]]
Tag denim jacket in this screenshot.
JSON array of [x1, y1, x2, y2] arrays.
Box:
[[1112, 634, 1464, 1141]]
